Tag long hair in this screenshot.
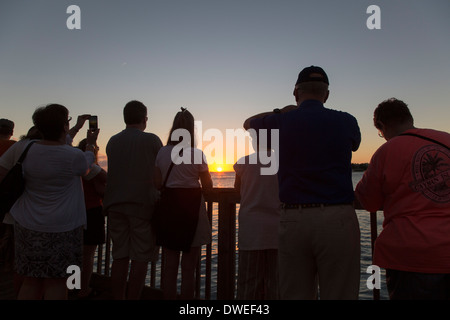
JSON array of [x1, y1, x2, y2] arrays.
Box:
[[167, 107, 195, 147]]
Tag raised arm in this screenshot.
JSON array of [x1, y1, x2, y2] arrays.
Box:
[[68, 114, 91, 140], [243, 105, 298, 130]]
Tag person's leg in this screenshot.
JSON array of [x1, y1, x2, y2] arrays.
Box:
[[237, 250, 256, 300], [78, 244, 97, 297], [279, 208, 318, 299], [108, 211, 131, 300], [127, 214, 156, 299], [17, 277, 44, 300], [263, 249, 279, 300], [111, 258, 130, 300], [315, 205, 360, 300], [127, 259, 149, 299], [237, 250, 265, 300], [180, 246, 201, 300], [162, 248, 180, 300], [43, 278, 68, 300]]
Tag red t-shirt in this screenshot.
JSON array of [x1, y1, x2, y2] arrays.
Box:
[[356, 128, 450, 273], [82, 178, 103, 210], [0, 139, 16, 156]]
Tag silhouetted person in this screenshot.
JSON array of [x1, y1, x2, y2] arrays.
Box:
[[154, 108, 212, 300], [0, 119, 16, 155], [103, 100, 162, 300], [355, 98, 450, 299], [244, 66, 361, 299], [0, 104, 98, 299]]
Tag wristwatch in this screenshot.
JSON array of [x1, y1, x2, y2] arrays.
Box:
[[273, 108, 281, 114]]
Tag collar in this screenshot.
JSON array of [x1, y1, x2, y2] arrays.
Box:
[[298, 99, 325, 108]]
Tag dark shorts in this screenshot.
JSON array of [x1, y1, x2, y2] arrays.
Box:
[[14, 223, 83, 278], [387, 269, 450, 300], [83, 206, 106, 245], [0, 223, 14, 272]]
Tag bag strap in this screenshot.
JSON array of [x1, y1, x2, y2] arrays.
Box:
[[161, 148, 184, 188], [399, 132, 450, 151], [17, 141, 36, 165], [161, 161, 175, 189]]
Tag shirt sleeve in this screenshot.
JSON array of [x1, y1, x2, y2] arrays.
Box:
[[83, 164, 102, 181], [0, 140, 29, 170], [155, 148, 162, 168], [350, 115, 362, 152], [72, 149, 95, 176], [250, 114, 282, 131]]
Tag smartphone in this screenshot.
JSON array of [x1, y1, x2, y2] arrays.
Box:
[[89, 116, 98, 131]]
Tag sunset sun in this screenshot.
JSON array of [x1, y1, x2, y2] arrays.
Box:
[[210, 164, 228, 172]]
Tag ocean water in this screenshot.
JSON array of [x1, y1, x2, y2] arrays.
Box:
[[208, 171, 389, 300]]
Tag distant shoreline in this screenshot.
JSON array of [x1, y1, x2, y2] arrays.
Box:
[[351, 163, 369, 172], [211, 164, 369, 174]]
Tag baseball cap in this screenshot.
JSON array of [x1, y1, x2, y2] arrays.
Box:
[[295, 65, 329, 85]]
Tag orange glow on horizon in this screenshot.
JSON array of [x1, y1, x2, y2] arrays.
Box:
[[209, 163, 233, 172]]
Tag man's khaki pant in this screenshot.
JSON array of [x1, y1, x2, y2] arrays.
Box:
[[278, 204, 361, 300]]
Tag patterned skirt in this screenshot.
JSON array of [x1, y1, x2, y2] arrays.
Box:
[[14, 222, 83, 278]]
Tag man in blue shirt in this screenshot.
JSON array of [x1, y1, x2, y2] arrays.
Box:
[[244, 66, 361, 299]]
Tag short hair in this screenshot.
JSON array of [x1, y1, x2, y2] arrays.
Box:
[[373, 98, 414, 130], [32, 104, 69, 141], [295, 81, 329, 99], [123, 100, 147, 125], [0, 118, 14, 136]]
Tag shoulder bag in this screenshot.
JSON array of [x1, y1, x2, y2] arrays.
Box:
[[0, 141, 35, 221], [153, 157, 202, 252]]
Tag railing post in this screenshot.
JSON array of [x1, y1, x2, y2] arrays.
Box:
[[217, 190, 237, 300], [370, 211, 380, 300]]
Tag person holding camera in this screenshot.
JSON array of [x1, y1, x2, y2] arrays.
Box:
[[0, 104, 98, 300]]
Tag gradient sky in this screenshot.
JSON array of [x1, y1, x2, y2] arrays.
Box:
[[1, 0, 449, 171]]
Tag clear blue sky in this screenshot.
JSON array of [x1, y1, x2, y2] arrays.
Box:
[[1, 0, 449, 169]]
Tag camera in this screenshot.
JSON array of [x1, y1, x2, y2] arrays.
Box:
[[89, 116, 98, 131]]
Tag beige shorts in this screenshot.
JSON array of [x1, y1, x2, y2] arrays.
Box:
[[108, 209, 159, 262]]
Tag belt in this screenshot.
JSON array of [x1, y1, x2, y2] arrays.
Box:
[[281, 203, 352, 209]]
